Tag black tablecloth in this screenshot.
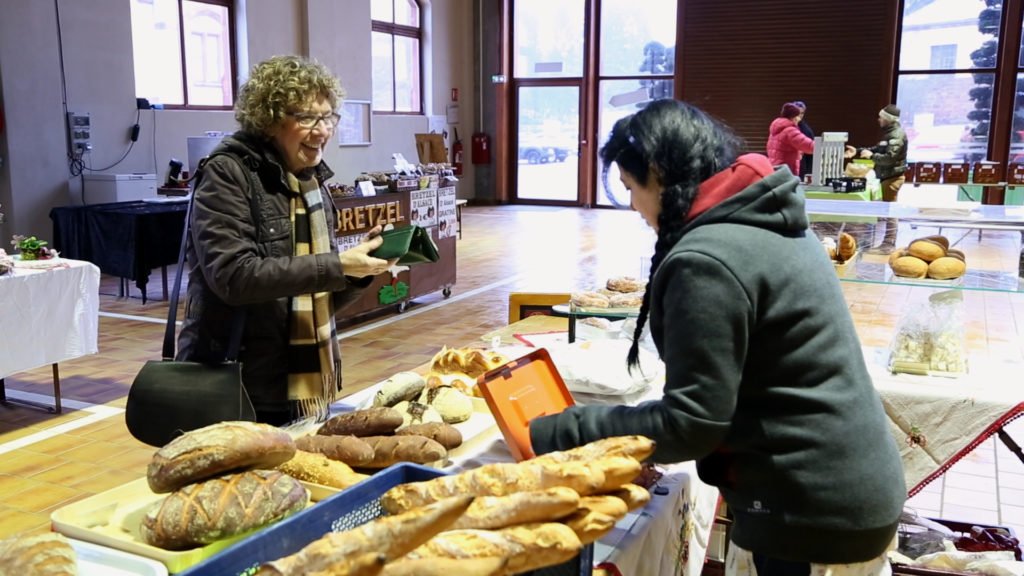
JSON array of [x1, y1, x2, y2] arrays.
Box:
[[49, 201, 187, 298]]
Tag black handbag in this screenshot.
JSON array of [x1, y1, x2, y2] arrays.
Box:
[[370, 225, 440, 265], [125, 159, 256, 447]]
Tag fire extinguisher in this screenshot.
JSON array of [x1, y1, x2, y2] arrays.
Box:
[[451, 127, 464, 176], [471, 132, 491, 164]]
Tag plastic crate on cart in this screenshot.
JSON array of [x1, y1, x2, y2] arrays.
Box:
[[892, 517, 1021, 576], [179, 462, 592, 576]]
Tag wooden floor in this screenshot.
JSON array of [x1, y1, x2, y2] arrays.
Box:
[[1, 203, 1022, 541]]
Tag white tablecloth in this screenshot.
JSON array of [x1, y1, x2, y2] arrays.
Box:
[[0, 258, 100, 378]]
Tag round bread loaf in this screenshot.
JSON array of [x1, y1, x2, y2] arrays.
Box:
[[606, 276, 645, 293], [927, 256, 966, 280], [0, 532, 77, 576], [147, 421, 296, 493], [887, 248, 907, 266], [922, 234, 950, 251], [907, 239, 946, 262], [946, 248, 966, 262], [891, 256, 928, 278]]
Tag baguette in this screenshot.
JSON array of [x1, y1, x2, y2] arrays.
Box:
[[147, 421, 296, 494], [532, 436, 656, 465], [606, 483, 651, 511], [141, 469, 308, 550], [259, 553, 386, 576], [359, 435, 447, 468], [578, 495, 628, 519], [318, 407, 404, 437], [260, 495, 474, 575], [276, 450, 368, 490], [0, 532, 77, 576], [394, 422, 463, 450], [405, 522, 582, 574], [294, 434, 374, 467], [582, 456, 643, 493], [381, 557, 507, 576], [561, 509, 618, 545], [380, 461, 605, 514], [449, 486, 580, 530]]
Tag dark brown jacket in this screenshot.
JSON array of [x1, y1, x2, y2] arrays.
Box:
[[176, 131, 370, 416]]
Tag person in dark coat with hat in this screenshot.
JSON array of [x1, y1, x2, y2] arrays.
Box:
[[847, 104, 908, 254]]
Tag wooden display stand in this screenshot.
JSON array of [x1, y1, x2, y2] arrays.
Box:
[[331, 179, 457, 319]]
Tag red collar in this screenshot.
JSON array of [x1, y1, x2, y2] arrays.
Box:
[[686, 154, 775, 222]]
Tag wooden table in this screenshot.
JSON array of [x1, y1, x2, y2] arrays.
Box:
[[0, 258, 100, 412]]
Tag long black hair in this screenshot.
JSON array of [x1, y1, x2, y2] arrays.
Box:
[[599, 99, 742, 370]]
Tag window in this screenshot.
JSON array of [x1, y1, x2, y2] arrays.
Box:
[[896, 0, 998, 163], [371, 0, 422, 113], [929, 44, 957, 69], [130, 0, 235, 108]]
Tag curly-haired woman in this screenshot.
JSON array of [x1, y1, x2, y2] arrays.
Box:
[[529, 99, 905, 575], [177, 55, 396, 425]]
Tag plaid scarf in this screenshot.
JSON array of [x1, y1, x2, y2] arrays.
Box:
[[286, 173, 340, 422]]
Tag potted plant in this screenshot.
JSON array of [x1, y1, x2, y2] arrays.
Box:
[[11, 235, 56, 260]]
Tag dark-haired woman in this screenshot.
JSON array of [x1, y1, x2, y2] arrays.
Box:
[[529, 99, 905, 575]]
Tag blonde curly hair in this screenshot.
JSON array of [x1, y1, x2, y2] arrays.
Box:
[[235, 55, 345, 136]]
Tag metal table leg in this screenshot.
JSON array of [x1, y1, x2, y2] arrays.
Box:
[[0, 363, 62, 414]]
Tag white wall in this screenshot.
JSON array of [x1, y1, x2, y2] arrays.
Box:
[[0, 0, 476, 239]]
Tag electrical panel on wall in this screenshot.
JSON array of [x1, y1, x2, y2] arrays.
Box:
[[68, 112, 91, 153]]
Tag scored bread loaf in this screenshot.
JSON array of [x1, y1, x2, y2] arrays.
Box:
[[405, 522, 582, 574], [259, 495, 474, 576], [318, 407, 404, 437], [141, 469, 308, 550], [532, 435, 656, 465], [306, 553, 386, 576], [294, 434, 374, 467], [147, 421, 296, 494], [380, 461, 605, 514], [359, 435, 447, 468], [581, 457, 643, 493], [275, 449, 368, 490], [381, 557, 508, 576], [449, 486, 581, 530], [394, 422, 463, 450], [0, 532, 77, 576], [578, 495, 629, 519], [606, 483, 651, 511]]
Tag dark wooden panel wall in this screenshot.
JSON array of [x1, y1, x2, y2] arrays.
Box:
[[679, 0, 900, 154]]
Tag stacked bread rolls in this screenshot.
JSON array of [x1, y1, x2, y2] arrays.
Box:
[[141, 421, 308, 550], [888, 235, 967, 280], [257, 435, 656, 575], [305, 406, 463, 470], [425, 346, 510, 399], [570, 276, 647, 310]]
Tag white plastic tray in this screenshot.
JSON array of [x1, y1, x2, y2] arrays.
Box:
[[69, 537, 168, 576]]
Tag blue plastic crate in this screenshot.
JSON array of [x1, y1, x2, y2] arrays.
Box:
[[179, 462, 591, 576]]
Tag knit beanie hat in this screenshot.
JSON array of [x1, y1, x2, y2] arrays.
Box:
[[879, 104, 901, 121], [781, 102, 802, 119]]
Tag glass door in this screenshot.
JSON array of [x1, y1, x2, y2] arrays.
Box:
[[514, 84, 581, 202]]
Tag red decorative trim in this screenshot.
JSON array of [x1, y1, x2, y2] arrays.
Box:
[[595, 562, 624, 576], [908, 403, 1024, 497]]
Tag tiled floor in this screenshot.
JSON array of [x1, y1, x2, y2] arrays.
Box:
[[0, 203, 1021, 541]]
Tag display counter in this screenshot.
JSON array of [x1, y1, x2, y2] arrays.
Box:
[[331, 180, 458, 318]]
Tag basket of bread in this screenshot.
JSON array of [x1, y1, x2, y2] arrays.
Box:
[[887, 235, 967, 282], [180, 435, 657, 576]]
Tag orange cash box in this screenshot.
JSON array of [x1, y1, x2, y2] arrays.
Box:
[[477, 348, 575, 461]]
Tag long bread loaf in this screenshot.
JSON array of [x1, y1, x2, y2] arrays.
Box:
[[532, 435, 655, 464], [405, 522, 582, 574], [141, 469, 308, 550], [561, 509, 618, 545], [275, 450, 368, 490], [359, 435, 447, 468], [606, 483, 651, 511], [317, 407, 404, 437], [449, 486, 580, 530], [259, 495, 473, 575], [147, 421, 296, 493], [381, 557, 508, 576], [294, 434, 375, 466], [380, 461, 605, 514], [394, 422, 463, 450]]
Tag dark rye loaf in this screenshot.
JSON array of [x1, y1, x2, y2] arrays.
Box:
[[147, 421, 296, 493], [141, 469, 308, 550]]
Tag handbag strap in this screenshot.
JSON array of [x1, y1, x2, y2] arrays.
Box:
[[162, 155, 248, 361]]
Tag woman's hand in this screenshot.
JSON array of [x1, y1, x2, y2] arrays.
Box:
[[338, 226, 396, 277], [844, 145, 857, 159]]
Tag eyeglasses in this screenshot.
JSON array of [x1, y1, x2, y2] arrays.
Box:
[[288, 111, 342, 130]]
